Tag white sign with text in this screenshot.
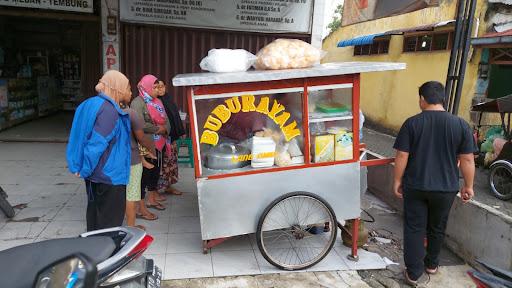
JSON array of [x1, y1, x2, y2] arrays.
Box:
[[120, 0, 313, 34], [0, 0, 93, 13]]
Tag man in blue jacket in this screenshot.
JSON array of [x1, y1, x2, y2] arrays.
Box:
[[67, 71, 132, 231]]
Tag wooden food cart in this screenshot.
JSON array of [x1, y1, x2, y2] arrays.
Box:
[[172, 62, 405, 270]]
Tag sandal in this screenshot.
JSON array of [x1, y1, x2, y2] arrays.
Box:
[[404, 270, 418, 287], [136, 213, 158, 221], [135, 224, 146, 231], [166, 187, 183, 196], [426, 266, 438, 275], [147, 203, 166, 211]]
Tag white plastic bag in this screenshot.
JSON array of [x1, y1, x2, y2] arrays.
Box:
[[199, 49, 256, 73], [254, 39, 326, 70]]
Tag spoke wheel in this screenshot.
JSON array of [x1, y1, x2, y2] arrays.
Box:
[[489, 163, 512, 201], [256, 192, 337, 271]]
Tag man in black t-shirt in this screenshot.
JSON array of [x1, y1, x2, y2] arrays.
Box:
[[393, 81, 477, 285]]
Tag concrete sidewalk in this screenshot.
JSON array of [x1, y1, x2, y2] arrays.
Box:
[[0, 141, 390, 281], [0, 140, 478, 287]]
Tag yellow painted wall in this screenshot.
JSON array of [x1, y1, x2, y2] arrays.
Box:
[[323, 0, 489, 132]]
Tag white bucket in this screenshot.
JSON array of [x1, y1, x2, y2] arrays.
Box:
[[251, 136, 276, 168]]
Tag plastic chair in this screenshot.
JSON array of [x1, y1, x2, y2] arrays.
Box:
[[176, 138, 194, 168]]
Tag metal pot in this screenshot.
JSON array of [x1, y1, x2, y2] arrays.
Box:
[[205, 143, 251, 170]]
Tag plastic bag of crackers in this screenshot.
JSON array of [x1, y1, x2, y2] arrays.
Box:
[[254, 39, 325, 70]]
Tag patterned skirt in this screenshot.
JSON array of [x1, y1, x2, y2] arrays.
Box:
[[158, 142, 179, 191]]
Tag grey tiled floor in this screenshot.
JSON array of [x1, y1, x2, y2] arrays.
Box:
[[0, 143, 387, 280]]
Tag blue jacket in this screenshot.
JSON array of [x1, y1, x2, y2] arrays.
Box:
[[66, 93, 131, 185]]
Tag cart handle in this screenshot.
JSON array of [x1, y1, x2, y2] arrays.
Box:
[[360, 157, 395, 167], [359, 147, 395, 167]]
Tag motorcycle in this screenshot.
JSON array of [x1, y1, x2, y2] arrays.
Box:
[[0, 226, 162, 288], [467, 260, 512, 288], [0, 185, 15, 218]]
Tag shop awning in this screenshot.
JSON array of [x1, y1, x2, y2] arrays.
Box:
[[472, 94, 512, 113], [337, 33, 388, 48], [336, 20, 455, 48], [471, 29, 512, 47]]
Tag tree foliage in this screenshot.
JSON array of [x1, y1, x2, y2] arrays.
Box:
[[327, 4, 344, 35]]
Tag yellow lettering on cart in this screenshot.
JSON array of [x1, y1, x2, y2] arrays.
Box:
[[282, 121, 301, 142], [241, 95, 257, 112], [200, 130, 219, 145], [212, 105, 231, 123], [225, 97, 241, 113], [268, 100, 285, 120], [200, 94, 302, 146], [204, 116, 222, 131], [230, 152, 276, 162], [274, 112, 291, 128], [255, 96, 270, 115]]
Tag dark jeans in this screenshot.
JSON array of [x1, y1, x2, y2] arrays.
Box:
[[141, 148, 164, 199], [85, 180, 126, 232], [403, 188, 457, 280]]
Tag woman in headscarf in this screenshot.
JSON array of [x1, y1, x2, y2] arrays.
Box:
[[66, 70, 132, 231], [156, 80, 185, 196], [131, 74, 171, 212]]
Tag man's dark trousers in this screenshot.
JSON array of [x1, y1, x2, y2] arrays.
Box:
[[403, 188, 458, 280]]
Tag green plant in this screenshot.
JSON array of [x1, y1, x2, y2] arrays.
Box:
[[327, 4, 344, 35]]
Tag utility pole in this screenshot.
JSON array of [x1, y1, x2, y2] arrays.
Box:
[[445, 0, 478, 115]]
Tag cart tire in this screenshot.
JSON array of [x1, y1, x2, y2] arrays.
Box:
[[0, 196, 15, 218], [489, 162, 512, 201], [256, 192, 337, 271]]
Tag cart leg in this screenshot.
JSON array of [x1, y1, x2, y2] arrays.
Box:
[[347, 218, 360, 262], [203, 237, 232, 254], [203, 240, 209, 254]]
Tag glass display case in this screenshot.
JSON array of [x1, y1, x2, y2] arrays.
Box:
[[186, 74, 362, 179]]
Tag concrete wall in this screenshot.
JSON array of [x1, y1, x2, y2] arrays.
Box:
[[445, 200, 512, 270], [322, 0, 489, 132]]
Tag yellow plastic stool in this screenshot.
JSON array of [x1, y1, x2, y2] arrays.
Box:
[[176, 138, 194, 168]]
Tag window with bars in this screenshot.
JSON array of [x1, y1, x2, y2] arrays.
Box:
[[353, 40, 390, 56], [403, 32, 452, 52]]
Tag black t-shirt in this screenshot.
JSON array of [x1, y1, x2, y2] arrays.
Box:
[[393, 111, 477, 192]]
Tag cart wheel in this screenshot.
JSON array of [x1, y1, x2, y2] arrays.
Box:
[[256, 192, 337, 271], [489, 162, 512, 201]]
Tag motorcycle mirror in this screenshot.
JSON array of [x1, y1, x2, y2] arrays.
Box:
[[33, 253, 97, 288]]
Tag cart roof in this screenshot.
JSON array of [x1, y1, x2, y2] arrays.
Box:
[[472, 95, 512, 113], [172, 62, 406, 87]]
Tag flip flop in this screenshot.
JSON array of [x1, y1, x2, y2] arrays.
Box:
[[147, 203, 166, 211], [425, 266, 438, 275], [404, 270, 418, 287], [135, 224, 146, 231], [166, 188, 183, 195], [136, 213, 158, 221]]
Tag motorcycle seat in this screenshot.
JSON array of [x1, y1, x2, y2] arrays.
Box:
[[0, 236, 116, 288]]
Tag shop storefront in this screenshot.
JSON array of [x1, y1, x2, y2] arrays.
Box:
[[0, 0, 324, 136], [0, 1, 101, 132]]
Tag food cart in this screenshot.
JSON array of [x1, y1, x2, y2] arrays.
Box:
[[172, 62, 405, 270]]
